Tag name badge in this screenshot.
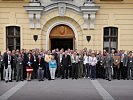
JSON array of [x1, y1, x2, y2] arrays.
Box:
[[28, 61, 30, 63], [39, 64, 40, 66], [34, 60, 36, 62], [121, 61, 123, 62], [20, 63, 22, 64], [130, 61, 132, 63], [100, 61, 103, 62], [1, 60, 3, 61], [116, 60, 118, 62], [8, 61, 10, 64], [39, 67, 42, 69]]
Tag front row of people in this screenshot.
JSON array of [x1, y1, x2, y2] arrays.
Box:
[[0, 49, 133, 83]]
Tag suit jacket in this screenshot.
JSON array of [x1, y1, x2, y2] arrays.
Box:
[[4, 55, 13, 69], [57, 53, 63, 67], [104, 55, 113, 68], [99, 56, 105, 67], [122, 54, 128, 66], [61, 54, 71, 68], [37, 58, 45, 70], [26, 56, 34, 68], [32, 55, 38, 69], [16, 57, 23, 69], [113, 56, 120, 67], [128, 56, 133, 68]]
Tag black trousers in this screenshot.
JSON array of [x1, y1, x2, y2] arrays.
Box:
[[12, 65, 17, 80], [23, 63, 27, 80], [120, 62, 127, 79], [62, 66, 68, 79], [96, 63, 100, 78], [57, 65, 62, 77], [72, 63, 78, 79], [99, 66, 105, 79], [86, 63, 90, 77], [90, 65, 96, 79], [83, 64, 87, 77], [0, 64, 4, 80], [113, 65, 120, 79]]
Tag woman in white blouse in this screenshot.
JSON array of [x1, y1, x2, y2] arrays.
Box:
[[90, 51, 97, 80]]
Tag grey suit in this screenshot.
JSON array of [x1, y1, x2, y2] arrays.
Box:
[[104, 54, 113, 81], [16, 58, 23, 81]]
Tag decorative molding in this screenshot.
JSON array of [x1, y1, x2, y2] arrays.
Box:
[[90, 13, 96, 29], [51, 0, 73, 1], [24, 1, 43, 29], [29, 13, 34, 28], [58, 2, 66, 17], [83, 13, 89, 30], [24, 0, 100, 30], [44, 2, 80, 12], [81, 1, 100, 29], [35, 12, 41, 28]]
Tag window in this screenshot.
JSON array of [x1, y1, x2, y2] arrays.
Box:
[[6, 26, 20, 51], [103, 27, 118, 53]]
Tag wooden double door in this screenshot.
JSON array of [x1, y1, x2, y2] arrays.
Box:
[[49, 24, 75, 50]]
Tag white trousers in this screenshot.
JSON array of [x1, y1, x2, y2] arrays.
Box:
[[5, 65, 12, 81], [49, 68, 56, 79]]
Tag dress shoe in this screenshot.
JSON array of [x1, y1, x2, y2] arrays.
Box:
[[5, 81, 8, 83], [9, 80, 12, 82]]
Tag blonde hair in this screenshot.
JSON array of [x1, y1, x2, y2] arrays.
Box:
[[51, 55, 55, 60]]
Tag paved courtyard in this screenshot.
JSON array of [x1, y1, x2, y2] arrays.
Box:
[[0, 79, 133, 100]]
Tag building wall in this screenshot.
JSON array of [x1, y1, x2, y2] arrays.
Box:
[[0, 0, 133, 53]]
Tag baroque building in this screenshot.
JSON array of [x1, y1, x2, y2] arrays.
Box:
[[0, 0, 133, 52]]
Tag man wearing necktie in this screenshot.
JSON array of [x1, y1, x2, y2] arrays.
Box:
[[71, 52, 79, 79], [4, 51, 13, 83]]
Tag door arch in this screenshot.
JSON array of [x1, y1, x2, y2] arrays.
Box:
[[50, 24, 75, 50], [46, 21, 78, 50]]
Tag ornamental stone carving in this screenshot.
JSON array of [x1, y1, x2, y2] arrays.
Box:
[[24, 0, 100, 30]]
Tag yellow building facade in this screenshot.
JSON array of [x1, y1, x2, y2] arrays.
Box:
[[0, 0, 133, 53]]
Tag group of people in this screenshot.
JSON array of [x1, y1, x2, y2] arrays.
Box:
[[0, 48, 133, 83]]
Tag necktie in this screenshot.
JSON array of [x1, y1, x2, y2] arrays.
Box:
[[74, 55, 76, 61], [8, 55, 10, 61]]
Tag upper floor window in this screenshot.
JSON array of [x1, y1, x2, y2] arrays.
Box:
[[6, 26, 20, 51], [103, 27, 118, 53]]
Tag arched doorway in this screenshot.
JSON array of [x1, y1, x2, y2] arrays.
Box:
[[49, 24, 75, 50]]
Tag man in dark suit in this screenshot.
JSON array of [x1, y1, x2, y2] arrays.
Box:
[[0, 51, 4, 80], [37, 54, 45, 81], [61, 51, 71, 79], [32, 51, 38, 79], [22, 50, 27, 80], [127, 51, 133, 80], [4, 51, 13, 83]]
